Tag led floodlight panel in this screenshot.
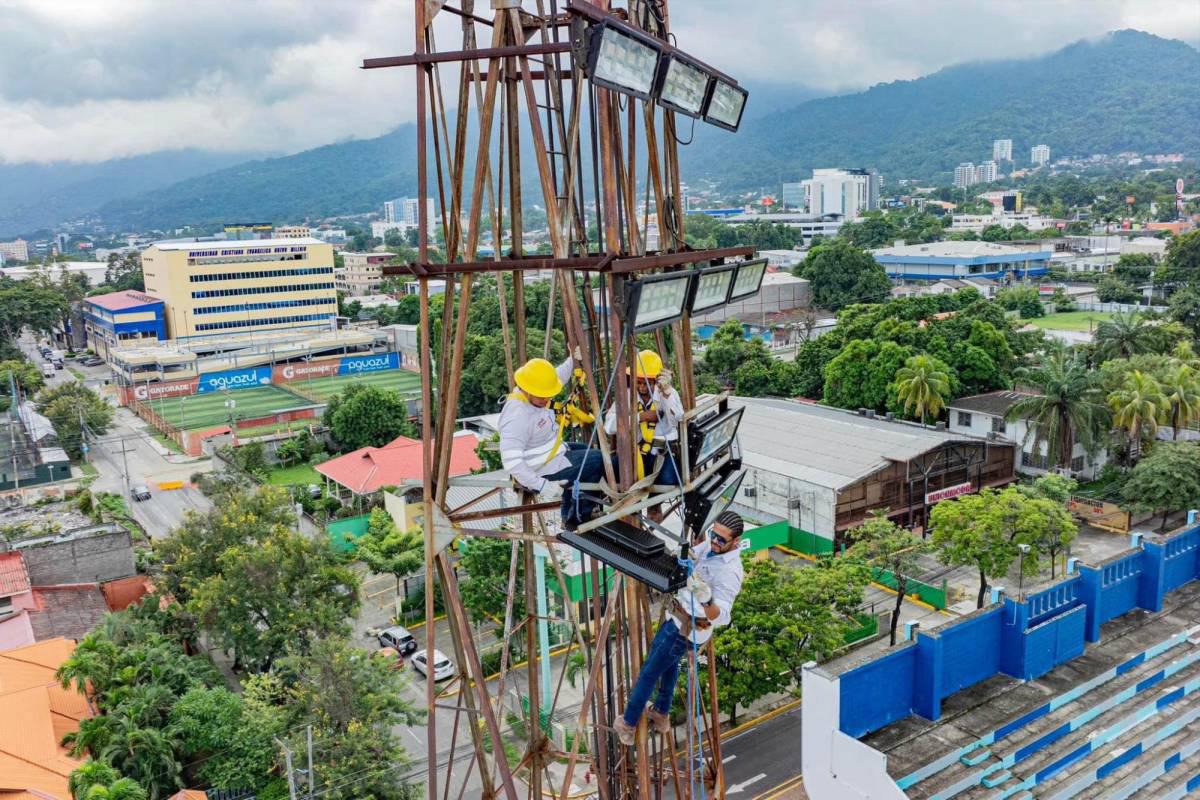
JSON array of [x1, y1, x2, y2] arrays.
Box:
[[693, 406, 744, 470], [587, 23, 663, 100], [627, 272, 693, 332], [687, 265, 736, 315], [703, 78, 748, 132], [656, 54, 711, 118], [728, 259, 767, 302]]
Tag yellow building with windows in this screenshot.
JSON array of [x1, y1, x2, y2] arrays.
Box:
[[142, 238, 337, 339]]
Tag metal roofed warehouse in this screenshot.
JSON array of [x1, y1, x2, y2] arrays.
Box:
[[731, 397, 1016, 546], [872, 240, 1052, 281]]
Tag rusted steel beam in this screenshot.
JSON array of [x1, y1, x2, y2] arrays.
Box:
[[608, 245, 756, 274], [380, 254, 605, 276], [363, 41, 572, 69], [448, 499, 560, 522]]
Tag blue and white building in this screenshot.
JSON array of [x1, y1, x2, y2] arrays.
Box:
[[81, 290, 167, 359], [872, 241, 1052, 282]]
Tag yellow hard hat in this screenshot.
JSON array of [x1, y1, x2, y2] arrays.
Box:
[[514, 358, 563, 398], [630, 350, 663, 379]]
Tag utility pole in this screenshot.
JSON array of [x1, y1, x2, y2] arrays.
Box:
[[306, 724, 314, 800], [276, 736, 299, 800]]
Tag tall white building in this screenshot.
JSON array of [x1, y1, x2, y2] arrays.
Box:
[[992, 139, 1013, 162], [801, 168, 880, 220], [0, 239, 29, 263], [954, 163, 976, 188], [974, 160, 998, 184], [383, 199, 399, 224], [383, 197, 436, 231], [1031, 144, 1050, 167]]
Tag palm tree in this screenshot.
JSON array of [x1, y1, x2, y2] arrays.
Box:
[[1094, 311, 1154, 363], [565, 651, 586, 689], [893, 355, 950, 425], [69, 759, 119, 799], [57, 633, 121, 710], [83, 779, 148, 800], [1161, 365, 1200, 440], [98, 720, 182, 800], [62, 715, 115, 758], [1108, 370, 1167, 462], [1007, 350, 1110, 470]]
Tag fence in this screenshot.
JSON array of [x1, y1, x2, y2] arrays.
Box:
[[836, 520, 1200, 739], [1072, 301, 1167, 314], [127, 396, 186, 452]]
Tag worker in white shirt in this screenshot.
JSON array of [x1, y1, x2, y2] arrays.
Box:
[[498, 348, 607, 530], [602, 349, 684, 521], [613, 511, 746, 744]]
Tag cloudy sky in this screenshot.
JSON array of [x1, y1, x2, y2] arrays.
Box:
[[1, 0, 1197, 164]]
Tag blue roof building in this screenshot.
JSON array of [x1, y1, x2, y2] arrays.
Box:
[[872, 241, 1052, 281]]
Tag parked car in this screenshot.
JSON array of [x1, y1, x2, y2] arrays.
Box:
[[411, 649, 455, 681], [378, 625, 417, 655], [41, 363, 56, 379], [80, 357, 104, 367], [373, 646, 407, 671], [131, 485, 152, 501]]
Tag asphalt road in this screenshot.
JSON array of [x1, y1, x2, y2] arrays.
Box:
[[723, 707, 802, 797]]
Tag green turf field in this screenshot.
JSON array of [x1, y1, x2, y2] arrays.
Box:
[[1026, 311, 1115, 332], [144, 385, 313, 431], [288, 369, 421, 402]]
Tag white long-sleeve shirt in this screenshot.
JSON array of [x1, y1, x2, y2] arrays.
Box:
[[602, 386, 684, 444], [671, 537, 744, 646], [497, 357, 573, 492]]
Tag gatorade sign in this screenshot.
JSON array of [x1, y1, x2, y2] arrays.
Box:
[[196, 365, 273, 394], [339, 352, 400, 375], [276, 359, 340, 382], [130, 378, 198, 402]]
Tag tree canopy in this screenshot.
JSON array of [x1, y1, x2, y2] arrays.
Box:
[[796, 240, 892, 311]]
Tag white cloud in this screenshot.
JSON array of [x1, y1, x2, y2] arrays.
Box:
[[0, 0, 1195, 164]]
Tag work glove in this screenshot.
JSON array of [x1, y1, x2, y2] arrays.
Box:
[[539, 480, 564, 501], [572, 345, 584, 362], [656, 369, 674, 394], [685, 574, 712, 606]]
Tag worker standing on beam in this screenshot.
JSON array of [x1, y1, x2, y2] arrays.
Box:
[[499, 348, 606, 530], [603, 349, 683, 522], [614, 511, 746, 744]]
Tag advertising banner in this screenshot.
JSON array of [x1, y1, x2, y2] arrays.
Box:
[[273, 358, 342, 383], [127, 378, 199, 403], [339, 352, 400, 375], [196, 365, 273, 394], [925, 481, 973, 505]]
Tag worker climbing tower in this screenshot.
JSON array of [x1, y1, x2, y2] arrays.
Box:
[[365, 2, 760, 796]]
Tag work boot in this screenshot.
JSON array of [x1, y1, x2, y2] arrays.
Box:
[[613, 717, 635, 746], [647, 707, 671, 735]]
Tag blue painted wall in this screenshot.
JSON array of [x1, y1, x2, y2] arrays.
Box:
[[838, 522, 1200, 739], [839, 645, 916, 738]]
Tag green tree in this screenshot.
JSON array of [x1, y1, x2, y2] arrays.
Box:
[[187, 523, 359, 672], [893, 354, 951, 424], [1006, 351, 1110, 470], [1156, 230, 1200, 290], [458, 538, 525, 629], [1095, 311, 1155, 362], [929, 488, 1040, 608], [80, 779, 149, 800], [277, 639, 424, 800], [356, 508, 423, 622], [96, 721, 181, 800], [0, 358, 45, 399], [995, 286, 1045, 319], [1108, 369, 1166, 462], [796, 240, 891, 311], [713, 555, 869, 723], [1160, 364, 1200, 440], [822, 339, 913, 412], [847, 514, 929, 644], [69, 759, 121, 800], [0, 276, 68, 342], [837, 211, 899, 249], [1121, 441, 1200, 530], [274, 437, 304, 466], [103, 254, 144, 293], [1167, 286, 1200, 340], [1097, 274, 1143, 304], [1113, 252, 1155, 285], [1023, 496, 1079, 578], [170, 683, 285, 795], [327, 383, 418, 451], [35, 381, 114, 459]]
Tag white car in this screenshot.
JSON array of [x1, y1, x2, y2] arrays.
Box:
[[411, 649, 455, 681]]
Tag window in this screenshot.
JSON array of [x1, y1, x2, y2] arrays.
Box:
[[957, 411, 973, 427], [194, 312, 336, 332], [1021, 451, 1049, 470], [0, 596, 11, 617], [194, 297, 335, 315], [991, 416, 1006, 434], [1071, 455, 1085, 473]]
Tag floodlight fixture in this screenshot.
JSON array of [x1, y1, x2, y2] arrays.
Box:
[[625, 271, 694, 332], [685, 468, 747, 539], [728, 258, 767, 302], [686, 264, 736, 315], [689, 406, 745, 472], [585, 21, 664, 100], [655, 53, 712, 118], [703, 76, 748, 132]]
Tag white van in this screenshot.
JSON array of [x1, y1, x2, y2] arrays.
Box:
[[41, 363, 56, 379]]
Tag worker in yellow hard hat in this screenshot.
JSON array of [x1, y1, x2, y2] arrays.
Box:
[[499, 346, 606, 530], [603, 349, 683, 521]]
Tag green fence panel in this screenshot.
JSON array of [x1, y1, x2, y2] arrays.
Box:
[[871, 568, 947, 609], [787, 526, 834, 556], [328, 514, 372, 553], [744, 521, 789, 552], [843, 613, 879, 644]]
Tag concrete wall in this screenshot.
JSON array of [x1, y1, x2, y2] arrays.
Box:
[[737, 468, 837, 541], [15, 530, 135, 585], [803, 521, 1200, 798]]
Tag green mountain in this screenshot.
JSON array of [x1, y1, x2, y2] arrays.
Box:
[[0, 150, 259, 237], [682, 30, 1200, 191], [90, 30, 1197, 231], [96, 127, 418, 232]]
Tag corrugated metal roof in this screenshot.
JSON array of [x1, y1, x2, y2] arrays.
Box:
[[734, 397, 968, 491]]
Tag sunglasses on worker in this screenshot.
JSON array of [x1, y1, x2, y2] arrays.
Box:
[[709, 528, 735, 547]]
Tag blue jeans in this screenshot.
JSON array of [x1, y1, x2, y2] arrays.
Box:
[[622, 619, 690, 726], [646, 448, 679, 486], [543, 442, 608, 524]]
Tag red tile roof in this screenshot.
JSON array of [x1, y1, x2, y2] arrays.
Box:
[[84, 289, 163, 311], [316, 434, 481, 495], [0, 555, 30, 598]]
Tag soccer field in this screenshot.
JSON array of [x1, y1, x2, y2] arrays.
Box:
[[1026, 311, 1116, 332], [288, 369, 422, 402], [144, 385, 314, 431]]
